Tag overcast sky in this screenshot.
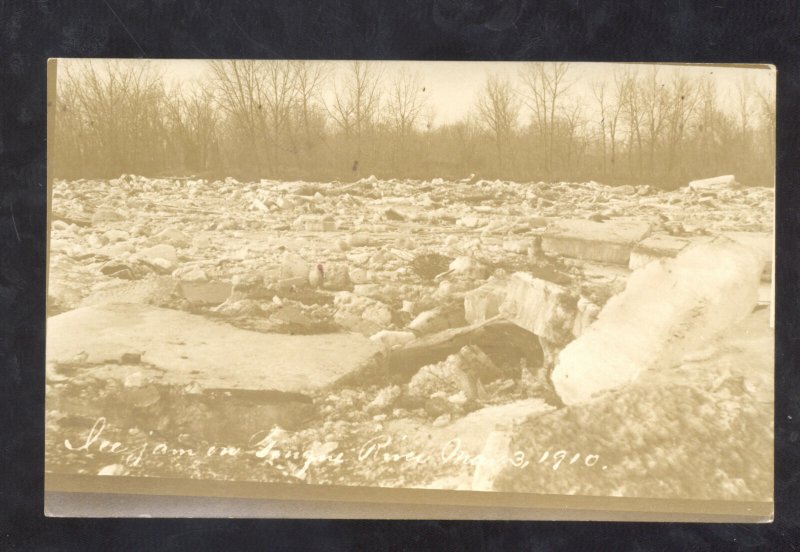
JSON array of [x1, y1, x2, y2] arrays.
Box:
[[58, 59, 775, 127]]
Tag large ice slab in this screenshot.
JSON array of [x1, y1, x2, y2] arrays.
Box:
[[551, 236, 764, 405], [542, 219, 651, 265], [47, 303, 382, 394]]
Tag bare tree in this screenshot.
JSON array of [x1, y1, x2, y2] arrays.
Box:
[[590, 79, 608, 176], [735, 75, 752, 140], [208, 60, 300, 175], [616, 67, 643, 177], [385, 67, 428, 171], [563, 98, 585, 177], [327, 61, 384, 169], [452, 114, 480, 176], [419, 104, 438, 176], [165, 85, 218, 172], [641, 66, 667, 174], [662, 73, 699, 179], [257, 60, 299, 172], [291, 60, 329, 150], [208, 60, 264, 171], [754, 78, 776, 185], [589, 77, 623, 178], [520, 62, 571, 175], [754, 81, 776, 134], [476, 73, 520, 174], [53, 74, 86, 176], [696, 76, 721, 171], [64, 60, 166, 175], [603, 74, 625, 178], [590, 74, 622, 176], [387, 67, 426, 136]]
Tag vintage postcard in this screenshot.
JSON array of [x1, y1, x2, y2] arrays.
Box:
[[45, 59, 775, 520]]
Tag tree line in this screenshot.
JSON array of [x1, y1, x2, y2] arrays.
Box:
[[53, 60, 775, 188]]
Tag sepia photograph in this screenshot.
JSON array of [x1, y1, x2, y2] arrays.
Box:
[[44, 59, 775, 519]]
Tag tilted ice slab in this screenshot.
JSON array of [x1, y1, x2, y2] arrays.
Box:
[[551, 236, 765, 405], [498, 273, 576, 343]]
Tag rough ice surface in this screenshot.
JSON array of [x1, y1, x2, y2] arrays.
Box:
[[45, 174, 774, 499]]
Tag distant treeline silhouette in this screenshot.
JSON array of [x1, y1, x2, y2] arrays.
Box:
[[53, 60, 775, 188]]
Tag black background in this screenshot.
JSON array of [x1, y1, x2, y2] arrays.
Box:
[[1, 0, 799, 549]]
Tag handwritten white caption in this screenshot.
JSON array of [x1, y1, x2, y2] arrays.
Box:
[[64, 417, 606, 472]]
